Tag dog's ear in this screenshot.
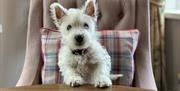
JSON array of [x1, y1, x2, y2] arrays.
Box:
[[83, 0, 98, 20], [50, 2, 67, 21]]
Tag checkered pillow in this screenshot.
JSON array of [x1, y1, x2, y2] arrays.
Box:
[[41, 28, 139, 86], [97, 30, 139, 85], [41, 28, 62, 84]]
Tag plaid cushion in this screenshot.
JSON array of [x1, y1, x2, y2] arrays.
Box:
[[97, 30, 139, 85], [41, 28, 139, 86], [41, 28, 62, 84]]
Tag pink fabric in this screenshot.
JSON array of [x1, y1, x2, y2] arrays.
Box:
[[16, 0, 43, 86], [17, 0, 157, 90], [41, 28, 61, 84]]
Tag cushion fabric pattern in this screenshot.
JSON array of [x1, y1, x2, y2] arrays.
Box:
[[41, 28, 139, 86]]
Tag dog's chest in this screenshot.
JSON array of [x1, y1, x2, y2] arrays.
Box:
[[72, 55, 95, 77]]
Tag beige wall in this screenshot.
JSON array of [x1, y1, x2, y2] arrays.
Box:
[[0, 0, 29, 88]]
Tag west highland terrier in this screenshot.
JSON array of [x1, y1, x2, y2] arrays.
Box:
[[50, 0, 123, 88]]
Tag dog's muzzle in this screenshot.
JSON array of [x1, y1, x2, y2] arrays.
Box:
[[72, 49, 88, 55]]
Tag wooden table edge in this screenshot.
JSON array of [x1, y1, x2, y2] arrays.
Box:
[[0, 84, 156, 91]]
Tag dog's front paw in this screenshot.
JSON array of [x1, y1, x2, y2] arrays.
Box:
[[64, 76, 84, 87], [94, 76, 112, 88]]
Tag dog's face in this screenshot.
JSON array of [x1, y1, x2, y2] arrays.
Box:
[[50, 0, 98, 50]]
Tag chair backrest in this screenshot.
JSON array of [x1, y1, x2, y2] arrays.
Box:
[[17, 0, 157, 90], [52, 0, 154, 88]]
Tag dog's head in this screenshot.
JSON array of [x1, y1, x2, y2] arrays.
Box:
[[50, 0, 98, 50]]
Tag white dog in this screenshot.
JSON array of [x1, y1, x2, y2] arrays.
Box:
[[50, 0, 122, 88]]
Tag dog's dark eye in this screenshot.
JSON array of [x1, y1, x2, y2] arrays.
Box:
[[84, 23, 89, 29], [67, 25, 72, 31]]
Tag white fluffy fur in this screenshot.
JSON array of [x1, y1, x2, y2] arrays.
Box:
[[50, 0, 122, 88]]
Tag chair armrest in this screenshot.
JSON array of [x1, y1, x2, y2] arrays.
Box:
[[134, 0, 157, 90], [16, 0, 43, 86]]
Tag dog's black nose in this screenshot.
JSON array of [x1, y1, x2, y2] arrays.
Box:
[[74, 34, 84, 44]]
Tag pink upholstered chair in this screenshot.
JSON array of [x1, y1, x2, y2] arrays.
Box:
[[17, 0, 157, 90]]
